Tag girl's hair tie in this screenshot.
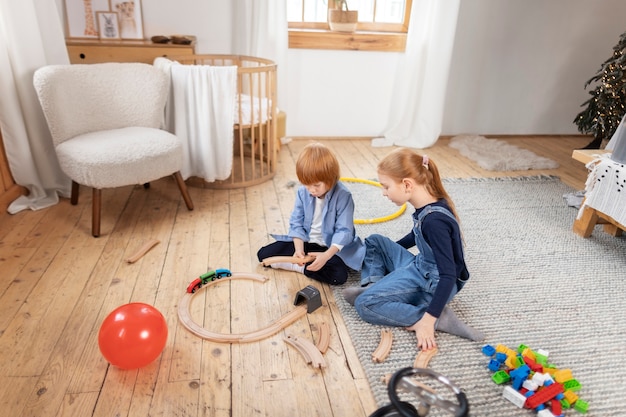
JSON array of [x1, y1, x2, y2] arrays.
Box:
[[422, 154, 429, 169]]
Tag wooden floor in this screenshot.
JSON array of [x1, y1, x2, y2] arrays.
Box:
[[0, 136, 591, 417]]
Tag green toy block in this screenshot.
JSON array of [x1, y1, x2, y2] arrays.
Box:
[[574, 399, 589, 413], [535, 352, 548, 365], [561, 398, 571, 409], [564, 379, 582, 391], [492, 370, 510, 385], [517, 343, 529, 353]]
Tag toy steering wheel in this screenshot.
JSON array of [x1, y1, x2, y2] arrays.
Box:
[[371, 367, 469, 417]]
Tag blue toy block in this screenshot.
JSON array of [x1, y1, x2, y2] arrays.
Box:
[[482, 344, 496, 356]]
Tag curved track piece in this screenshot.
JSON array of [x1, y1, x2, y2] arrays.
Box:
[[261, 255, 315, 267], [315, 322, 331, 354], [125, 239, 160, 263], [178, 273, 311, 343], [372, 329, 393, 363], [414, 347, 438, 368], [284, 335, 326, 368], [381, 347, 440, 386]]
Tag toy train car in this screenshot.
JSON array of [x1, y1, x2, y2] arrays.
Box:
[[186, 268, 232, 293]]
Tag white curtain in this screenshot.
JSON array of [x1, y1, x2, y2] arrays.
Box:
[[231, 0, 289, 109], [373, 0, 460, 149], [0, 0, 70, 214]]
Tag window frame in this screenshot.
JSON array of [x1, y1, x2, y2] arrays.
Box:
[[288, 0, 412, 52]]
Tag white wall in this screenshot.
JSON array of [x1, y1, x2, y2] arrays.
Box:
[[444, 0, 626, 136], [55, 0, 626, 138]]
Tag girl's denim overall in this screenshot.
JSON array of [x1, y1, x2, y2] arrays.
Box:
[[354, 206, 461, 327]]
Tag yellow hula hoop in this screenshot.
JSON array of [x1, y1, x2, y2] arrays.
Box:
[[340, 177, 407, 224]]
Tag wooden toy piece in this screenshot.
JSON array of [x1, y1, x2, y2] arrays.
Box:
[[413, 347, 438, 368], [125, 239, 160, 263], [372, 329, 393, 363], [178, 275, 322, 343], [284, 335, 327, 368], [315, 322, 331, 354], [261, 255, 316, 267]]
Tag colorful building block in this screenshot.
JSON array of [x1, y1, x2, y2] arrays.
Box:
[[503, 385, 527, 408], [492, 370, 511, 385], [526, 382, 565, 409], [563, 379, 582, 392], [554, 369, 574, 383], [483, 343, 587, 416], [574, 399, 589, 413], [482, 344, 496, 356]]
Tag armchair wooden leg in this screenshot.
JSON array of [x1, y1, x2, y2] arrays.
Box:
[[173, 172, 194, 210], [71, 181, 79, 205], [92, 188, 102, 237]]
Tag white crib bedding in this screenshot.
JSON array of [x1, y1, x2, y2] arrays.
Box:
[[235, 94, 272, 125], [156, 57, 272, 127]]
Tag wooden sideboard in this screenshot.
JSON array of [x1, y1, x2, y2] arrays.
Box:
[[66, 39, 196, 64]]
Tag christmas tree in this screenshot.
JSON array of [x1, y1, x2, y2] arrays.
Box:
[[574, 30, 626, 149]]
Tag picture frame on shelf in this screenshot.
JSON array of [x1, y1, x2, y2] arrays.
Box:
[[97, 12, 121, 40], [64, 0, 111, 39], [109, 0, 144, 40]]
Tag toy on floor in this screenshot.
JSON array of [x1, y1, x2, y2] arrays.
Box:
[[371, 367, 469, 417], [340, 177, 407, 224], [185, 268, 232, 293], [482, 343, 589, 415], [98, 302, 168, 370], [178, 272, 323, 343]]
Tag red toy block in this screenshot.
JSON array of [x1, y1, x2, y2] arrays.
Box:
[[523, 355, 544, 373], [525, 382, 564, 409], [551, 398, 563, 415]]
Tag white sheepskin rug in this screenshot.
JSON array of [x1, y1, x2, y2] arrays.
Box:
[[448, 135, 559, 171]]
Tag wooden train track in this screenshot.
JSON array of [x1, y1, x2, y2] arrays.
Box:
[[125, 239, 160, 263], [261, 255, 316, 267], [372, 329, 393, 363], [284, 335, 326, 368], [413, 347, 438, 368], [178, 273, 310, 343], [381, 347, 440, 385], [315, 322, 330, 354]]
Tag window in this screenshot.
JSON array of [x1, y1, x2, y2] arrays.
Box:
[[287, 0, 412, 52]]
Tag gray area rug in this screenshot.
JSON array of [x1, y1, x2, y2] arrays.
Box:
[[338, 176, 626, 416], [449, 135, 559, 171]]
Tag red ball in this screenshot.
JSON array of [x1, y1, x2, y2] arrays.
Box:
[[98, 303, 168, 369]]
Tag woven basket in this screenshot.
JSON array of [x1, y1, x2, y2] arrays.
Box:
[[328, 9, 358, 32]]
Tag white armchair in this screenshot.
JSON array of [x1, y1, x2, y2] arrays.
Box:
[[33, 62, 194, 237]]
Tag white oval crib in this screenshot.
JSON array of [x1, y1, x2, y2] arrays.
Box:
[[167, 54, 278, 189]]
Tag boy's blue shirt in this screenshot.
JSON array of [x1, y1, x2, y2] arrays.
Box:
[[271, 181, 365, 270]]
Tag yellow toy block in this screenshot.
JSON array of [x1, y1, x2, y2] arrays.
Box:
[[563, 389, 579, 405], [521, 347, 536, 361], [554, 369, 574, 383]]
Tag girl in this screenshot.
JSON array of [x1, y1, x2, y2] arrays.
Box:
[[342, 148, 483, 350], [257, 142, 364, 285]]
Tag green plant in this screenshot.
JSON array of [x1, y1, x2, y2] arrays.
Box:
[[574, 30, 626, 148], [332, 0, 350, 11]]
